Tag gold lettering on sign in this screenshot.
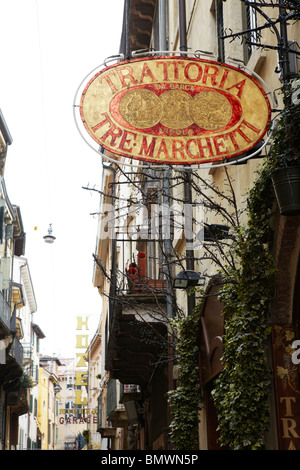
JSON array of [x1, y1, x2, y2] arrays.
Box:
[[280, 397, 300, 439]]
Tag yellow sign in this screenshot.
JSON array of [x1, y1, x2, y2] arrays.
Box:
[[75, 315, 89, 406], [80, 56, 271, 165]]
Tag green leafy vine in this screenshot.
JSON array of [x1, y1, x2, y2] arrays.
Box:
[[168, 82, 300, 449], [211, 160, 276, 450], [212, 84, 300, 449], [168, 160, 276, 450], [168, 301, 203, 450]]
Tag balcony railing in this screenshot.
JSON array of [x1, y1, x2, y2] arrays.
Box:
[[22, 342, 34, 364], [115, 238, 167, 295], [9, 336, 23, 367]]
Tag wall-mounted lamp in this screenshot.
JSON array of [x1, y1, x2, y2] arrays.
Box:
[[174, 270, 205, 289], [204, 224, 229, 241], [43, 224, 56, 244]]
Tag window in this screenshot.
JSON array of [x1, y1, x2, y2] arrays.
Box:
[[242, 0, 258, 62]]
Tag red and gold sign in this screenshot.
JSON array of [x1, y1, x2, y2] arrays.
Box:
[[80, 57, 271, 165]]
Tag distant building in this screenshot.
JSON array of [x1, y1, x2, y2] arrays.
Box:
[[56, 357, 89, 450], [85, 330, 102, 450], [0, 110, 35, 449], [14, 256, 45, 449], [38, 356, 61, 450]]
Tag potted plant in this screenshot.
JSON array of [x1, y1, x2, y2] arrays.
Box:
[[270, 82, 300, 216]]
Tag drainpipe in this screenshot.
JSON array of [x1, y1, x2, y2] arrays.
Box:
[[215, 0, 224, 62], [178, 0, 187, 53], [159, 0, 167, 52], [184, 173, 196, 315], [278, 5, 291, 101], [163, 170, 173, 320], [178, 0, 196, 314], [120, 0, 131, 60], [159, 0, 172, 320], [102, 159, 117, 333]]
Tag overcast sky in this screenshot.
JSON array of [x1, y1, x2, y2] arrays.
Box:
[[0, 0, 124, 357]]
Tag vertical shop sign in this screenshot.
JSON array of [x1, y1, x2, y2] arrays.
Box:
[[75, 315, 89, 406], [272, 325, 300, 450]]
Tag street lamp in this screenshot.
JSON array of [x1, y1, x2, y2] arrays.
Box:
[[173, 270, 205, 289], [44, 224, 56, 244]]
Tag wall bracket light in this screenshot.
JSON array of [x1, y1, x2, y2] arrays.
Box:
[[204, 224, 230, 241], [174, 270, 205, 289]]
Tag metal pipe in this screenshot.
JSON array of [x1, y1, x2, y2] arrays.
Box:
[[120, 0, 131, 59], [215, 0, 224, 62], [178, 0, 187, 52], [279, 5, 290, 85], [160, 0, 167, 52], [164, 168, 173, 319], [178, 0, 196, 314]]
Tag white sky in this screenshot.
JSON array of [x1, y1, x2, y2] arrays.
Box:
[[0, 0, 124, 357]]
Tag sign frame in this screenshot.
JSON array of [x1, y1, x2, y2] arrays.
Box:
[[79, 56, 271, 165]]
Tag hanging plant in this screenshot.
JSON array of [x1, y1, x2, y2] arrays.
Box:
[[269, 81, 300, 169], [20, 372, 34, 389], [270, 81, 300, 215]]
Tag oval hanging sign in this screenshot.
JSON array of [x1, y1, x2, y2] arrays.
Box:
[[79, 56, 271, 165]]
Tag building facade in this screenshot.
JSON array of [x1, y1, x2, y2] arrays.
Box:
[[87, 0, 300, 451], [85, 331, 102, 450], [56, 357, 89, 450], [14, 256, 45, 450], [0, 111, 39, 450], [37, 356, 61, 450]]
